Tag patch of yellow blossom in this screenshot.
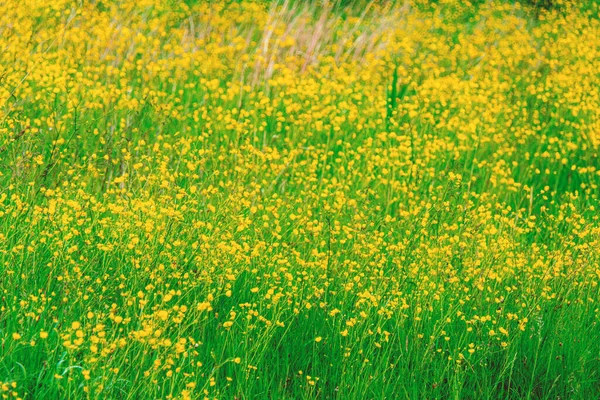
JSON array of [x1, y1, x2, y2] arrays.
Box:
[[0, 0, 599, 398]]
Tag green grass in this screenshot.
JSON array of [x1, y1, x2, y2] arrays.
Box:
[[0, 0, 600, 398]]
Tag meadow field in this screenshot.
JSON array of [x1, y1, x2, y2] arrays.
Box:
[[1, 0, 600, 398]]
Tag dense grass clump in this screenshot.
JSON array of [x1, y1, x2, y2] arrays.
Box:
[[1, 0, 600, 398]]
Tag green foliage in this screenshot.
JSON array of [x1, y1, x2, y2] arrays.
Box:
[[1, 0, 600, 398]]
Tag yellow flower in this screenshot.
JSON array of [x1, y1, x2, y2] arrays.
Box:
[[157, 310, 169, 320]]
